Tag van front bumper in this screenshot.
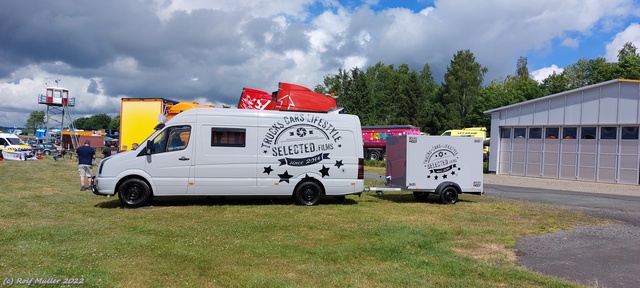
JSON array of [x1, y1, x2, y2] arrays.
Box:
[[91, 176, 117, 196]]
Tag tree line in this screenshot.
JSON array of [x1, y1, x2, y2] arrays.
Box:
[[24, 111, 120, 135], [314, 42, 640, 135], [24, 43, 640, 136]]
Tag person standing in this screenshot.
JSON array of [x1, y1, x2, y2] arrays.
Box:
[[102, 143, 117, 158], [76, 140, 96, 191]]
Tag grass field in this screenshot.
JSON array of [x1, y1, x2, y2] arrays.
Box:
[[0, 156, 609, 287]]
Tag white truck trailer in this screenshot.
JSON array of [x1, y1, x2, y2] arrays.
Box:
[[376, 135, 484, 204]]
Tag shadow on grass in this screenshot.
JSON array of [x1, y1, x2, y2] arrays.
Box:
[[371, 192, 478, 205], [94, 195, 359, 209]]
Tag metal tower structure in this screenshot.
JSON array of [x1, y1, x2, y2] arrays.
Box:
[[38, 83, 79, 150]]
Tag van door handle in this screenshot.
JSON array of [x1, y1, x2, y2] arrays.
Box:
[[179, 156, 190, 161]]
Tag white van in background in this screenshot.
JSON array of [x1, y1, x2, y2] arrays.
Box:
[[92, 108, 365, 207]]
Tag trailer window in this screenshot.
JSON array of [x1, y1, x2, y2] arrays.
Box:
[[211, 128, 245, 147]]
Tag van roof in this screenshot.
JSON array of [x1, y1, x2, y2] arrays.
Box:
[[0, 133, 20, 138]]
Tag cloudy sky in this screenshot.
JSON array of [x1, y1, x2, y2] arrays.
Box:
[[1, 0, 640, 128]]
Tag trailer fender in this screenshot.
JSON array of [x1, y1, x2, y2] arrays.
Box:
[[435, 181, 460, 205]]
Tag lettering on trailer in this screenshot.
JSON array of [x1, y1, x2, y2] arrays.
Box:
[[260, 113, 346, 183], [423, 143, 461, 181]]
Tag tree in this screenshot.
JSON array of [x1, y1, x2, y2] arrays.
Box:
[[540, 72, 569, 95], [615, 42, 640, 80], [109, 115, 120, 131], [74, 114, 111, 130], [516, 56, 529, 79], [349, 69, 374, 125], [438, 49, 488, 130], [618, 42, 637, 60], [24, 111, 45, 135], [417, 63, 439, 134]]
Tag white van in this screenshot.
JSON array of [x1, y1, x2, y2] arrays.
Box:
[[92, 108, 365, 207], [0, 133, 36, 160]]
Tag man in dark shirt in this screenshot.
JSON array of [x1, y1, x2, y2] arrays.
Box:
[[76, 140, 96, 191], [102, 143, 117, 158]]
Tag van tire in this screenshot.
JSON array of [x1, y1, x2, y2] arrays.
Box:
[[293, 181, 322, 206], [118, 178, 151, 208]]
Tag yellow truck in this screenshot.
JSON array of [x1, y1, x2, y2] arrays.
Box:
[[441, 127, 490, 161]]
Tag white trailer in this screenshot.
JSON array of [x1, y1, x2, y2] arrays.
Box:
[[373, 135, 484, 204]]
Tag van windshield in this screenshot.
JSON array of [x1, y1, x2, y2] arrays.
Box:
[[7, 137, 23, 145]]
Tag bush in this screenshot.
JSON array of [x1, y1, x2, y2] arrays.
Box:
[[364, 159, 386, 167]]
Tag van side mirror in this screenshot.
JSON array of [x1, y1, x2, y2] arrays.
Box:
[[145, 140, 153, 155]]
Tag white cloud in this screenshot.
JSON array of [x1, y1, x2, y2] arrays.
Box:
[[561, 37, 580, 48], [531, 65, 564, 82]]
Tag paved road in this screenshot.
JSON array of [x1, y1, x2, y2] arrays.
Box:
[[485, 184, 640, 288], [365, 172, 640, 287]]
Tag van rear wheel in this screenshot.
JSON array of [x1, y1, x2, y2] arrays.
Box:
[[294, 181, 322, 206], [118, 178, 151, 208]]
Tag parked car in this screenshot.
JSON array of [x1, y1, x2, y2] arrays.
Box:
[[32, 143, 58, 155]]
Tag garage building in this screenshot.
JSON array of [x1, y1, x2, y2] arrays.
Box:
[[486, 79, 640, 184]]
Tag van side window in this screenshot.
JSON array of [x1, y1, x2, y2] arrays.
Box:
[[151, 125, 191, 153], [211, 128, 245, 147]]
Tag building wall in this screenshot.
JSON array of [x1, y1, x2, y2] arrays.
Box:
[[487, 79, 640, 185]]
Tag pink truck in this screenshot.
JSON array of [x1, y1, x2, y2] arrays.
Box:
[[362, 125, 421, 160]]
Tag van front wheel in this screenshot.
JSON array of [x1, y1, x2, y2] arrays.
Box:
[[294, 181, 322, 206], [118, 178, 151, 208]]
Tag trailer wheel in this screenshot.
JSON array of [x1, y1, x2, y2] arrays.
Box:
[[293, 181, 322, 206], [437, 184, 459, 205], [413, 192, 429, 200], [118, 178, 151, 208]]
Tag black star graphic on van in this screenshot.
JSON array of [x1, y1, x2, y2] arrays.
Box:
[[334, 160, 343, 168], [278, 171, 293, 183], [263, 166, 273, 175], [319, 165, 330, 177]]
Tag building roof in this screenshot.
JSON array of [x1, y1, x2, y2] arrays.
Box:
[[484, 79, 640, 114]]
